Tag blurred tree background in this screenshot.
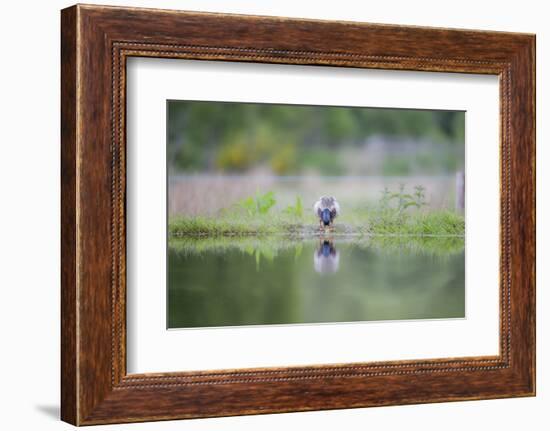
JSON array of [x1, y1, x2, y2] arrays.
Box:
[[167, 100, 464, 176]]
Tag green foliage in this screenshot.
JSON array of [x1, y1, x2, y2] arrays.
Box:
[[382, 148, 462, 175], [216, 138, 253, 171], [382, 156, 412, 176], [365, 184, 464, 236], [284, 196, 304, 218], [168, 216, 275, 236], [169, 187, 464, 238], [168, 209, 465, 238], [413, 185, 427, 207], [167, 100, 465, 174], [238, 191, 277, 216], [270, 143, 297, 174], [300, 149, 345, 175], [214, 126, 299, 173], [367, 210, 464, 236], [256, 191, 276, 214], [324, 107, 358, 141], [237, 197, 257, 216], [169, 201, 463, 239], [380, 184, 427, 215]]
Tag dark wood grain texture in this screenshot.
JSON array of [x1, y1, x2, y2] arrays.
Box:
[[61, 4, 535, 425], [61, 5, 78, 425]]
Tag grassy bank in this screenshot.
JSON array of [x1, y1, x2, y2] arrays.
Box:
[[168, 209, 464, 237], [169, 187, 464, 238]]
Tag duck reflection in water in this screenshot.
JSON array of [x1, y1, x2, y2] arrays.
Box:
[[313, 239, 340, 274]]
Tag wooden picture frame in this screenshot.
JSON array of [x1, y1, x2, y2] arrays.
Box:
[[61, 4, 535, 425]]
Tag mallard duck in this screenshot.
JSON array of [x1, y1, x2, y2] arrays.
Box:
[[313, 240, 340, 274], [313, 196, 340, 230]]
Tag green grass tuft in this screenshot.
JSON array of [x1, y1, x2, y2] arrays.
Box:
[[366, 210, 465, 236]]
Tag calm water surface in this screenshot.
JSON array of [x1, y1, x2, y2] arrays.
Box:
[[168, 239, 465, 329]]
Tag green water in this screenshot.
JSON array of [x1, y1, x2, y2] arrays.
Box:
[[167, 238, 465, 329]]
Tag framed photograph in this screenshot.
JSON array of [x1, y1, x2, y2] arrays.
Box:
[[61, 4, 535, 425]]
